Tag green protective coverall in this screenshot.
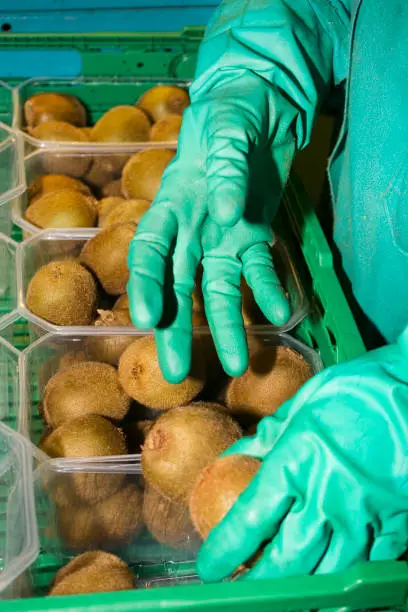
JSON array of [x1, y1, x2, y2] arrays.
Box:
[[128, 0, 408, 580]]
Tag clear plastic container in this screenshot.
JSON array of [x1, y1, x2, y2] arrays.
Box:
[[25, 331, 321, 591], [0, 321, 20, 431], [0, 422, 39, 599], [33, 455, 200, 587], [19, 330, 322, 454], [17, 229, 308, 334], [0, 234, 17, 321], [0, 122, 26, 236], [12, 147, 171, 235], [13, 76, 189, 152]]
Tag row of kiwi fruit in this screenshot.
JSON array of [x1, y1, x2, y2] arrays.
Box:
[[24, 85, 188, 144], [36, 333, 312, 595], [25, 221, 275, 326], [24, 146, 175, 229]]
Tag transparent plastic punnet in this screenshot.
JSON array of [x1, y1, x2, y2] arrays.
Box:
[[12, 147, 173, 235], [23, 331, 321, 592], [13, 76, 190, 152], [19, 330, 322, 454], [0, 122, 26, 237], [0, 423, 39, 599], [0, 235, 18, 321], [33, 456, 200, 589], [17, 229, 308, 334]]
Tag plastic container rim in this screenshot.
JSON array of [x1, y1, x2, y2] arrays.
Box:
[[16, 229, 308, 335]]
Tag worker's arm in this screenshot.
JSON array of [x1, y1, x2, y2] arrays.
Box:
[[128, 0, 351, 381]]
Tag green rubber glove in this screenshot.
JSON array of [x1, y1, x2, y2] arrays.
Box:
[[197, 329, 408, 582], [128, 75, 293, 381], [127, 0, 344, 382]]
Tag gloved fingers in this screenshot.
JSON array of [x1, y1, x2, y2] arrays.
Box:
[[206, 111, 250, 227], [202, 255, 248, 377], [196, 456, 295, 582], [313, 524, 371, 574], [127, 205, 177, 329], [370, 512, 408, 561], [154, 236, 202, 383], [239, 507, 332, 581], [221, 412, 291, 459], [242, 242, 291, 326]]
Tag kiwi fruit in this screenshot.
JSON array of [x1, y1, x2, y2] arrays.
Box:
[[24, 92, 86, 128], [80, 223, 136, 295], [142, 403, 242, 502], [81, 126, 93, 138], [113, 293, 129, 312], [26, 259, 98, 326], [25, 189, 97, 229], [101, 178, 123, 198], [189, 455, 261, 540], [101, 198, 151, 229], [137, 86, 190, 122], [43, 361, 131, 428], [30, 119, 90, 142], [150, 114, 182, 142], [49, 551, 135, 596], [40, 415, 127, 503], [85, 309, 134, 366], [91, 106, 150, 143], [121, 149, 175, 201], [58, 483, 144, 550], [84, 155, 129, 190], [27, 174, 92, 204], [118, 336, 206, 410], [124, 420, 152, 454], [97, 196, 125, 225], [226, 345, 313, 422], [29, 121, 91, 176], [58, 350, 87, 372], [143, 485, 199, 549]]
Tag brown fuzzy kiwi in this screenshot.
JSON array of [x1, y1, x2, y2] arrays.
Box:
[[40, 415, 127, 503], [25, 189, 97, 229], [118, 336, 206, 410], [226, 345, 313, 422], [121, 149, 175, 201], [137, 86, 190, 122], [124, 420, 153, 454], [101, 178, 123, 198], [91, 106, 150, 143], [58, 350, 87, 372], [113, 293, 129, 311], [97, 196, 125, 225], [80, 222, 136, 295], [49, 551, 135, 596], [57, 483, 144, 550], [24, 92, 87, 128], [29, 121, 91, 177], [85, 309, 134, 366], [150, 114, 182, 142], [142, 403, 242, 502], [81, 127, 93, 138], [189, 455, 260, 540], [101, 198, 151, 229], [26, 259, 98, 326], [143, 485, 199, 549], [43, 361, 131, 428], [84, 155, 129, 190], [27, 174, 92, 204]]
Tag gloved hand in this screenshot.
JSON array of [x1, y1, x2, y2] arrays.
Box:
[[128, 0, 345, 382], [128, 75, 294, 381], [197, 330, 408, 582]]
